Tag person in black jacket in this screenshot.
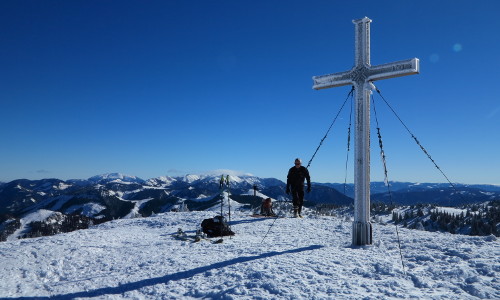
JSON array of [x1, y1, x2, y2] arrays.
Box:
[[286, 158, 311, 218]]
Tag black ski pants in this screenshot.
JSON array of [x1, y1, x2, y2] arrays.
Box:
[[290, 187, 304, 214]]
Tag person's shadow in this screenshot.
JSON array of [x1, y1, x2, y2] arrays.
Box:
[[7, 245, 323, 300]]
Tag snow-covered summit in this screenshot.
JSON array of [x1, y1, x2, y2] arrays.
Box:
[[145, 176, 176, 187], [1, 211, 498, 299], [182, 174, 202, 183], [202, 169, 254, 178], [179, 172, 264, 186], [88, 173, 145, 184]]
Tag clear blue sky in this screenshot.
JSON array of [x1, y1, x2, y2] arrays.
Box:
[[1, 1, 499, 184]]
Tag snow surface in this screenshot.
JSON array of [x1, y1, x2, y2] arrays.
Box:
[[1, 211, 499, 299]]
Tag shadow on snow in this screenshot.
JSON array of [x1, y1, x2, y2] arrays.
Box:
[[10, 245, 324, 300]]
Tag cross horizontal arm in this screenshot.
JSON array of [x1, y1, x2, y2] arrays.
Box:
[[367, 58, 419, 82], [312, 70, 352, 90]]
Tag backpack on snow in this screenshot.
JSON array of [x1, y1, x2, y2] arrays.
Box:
[[201, 216, 235, 238]]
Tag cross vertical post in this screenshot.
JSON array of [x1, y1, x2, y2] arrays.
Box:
[[312, 17, 419, 246]]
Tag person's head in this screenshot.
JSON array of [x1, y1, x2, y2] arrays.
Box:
[[294, 158, 302, 168]]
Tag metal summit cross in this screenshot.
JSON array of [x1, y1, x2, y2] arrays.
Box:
[[312, 17, 419, 246]]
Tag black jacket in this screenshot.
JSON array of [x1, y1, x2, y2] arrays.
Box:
[[286, 166, 311, 190]]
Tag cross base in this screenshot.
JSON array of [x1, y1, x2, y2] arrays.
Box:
[[352, 221, 372, 246]]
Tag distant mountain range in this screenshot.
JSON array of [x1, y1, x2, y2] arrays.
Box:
[[319, 182, 500, 206], [0, 173, 499, 241]]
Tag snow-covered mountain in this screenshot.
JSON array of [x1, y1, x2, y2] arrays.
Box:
[[87, 173, 146, 184], [0, 173, 350, 216], [1, 173, 499, 242], [1, 210, 498, 299]]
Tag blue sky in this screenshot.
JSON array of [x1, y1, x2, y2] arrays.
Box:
[[1, 1, 499, 184]]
